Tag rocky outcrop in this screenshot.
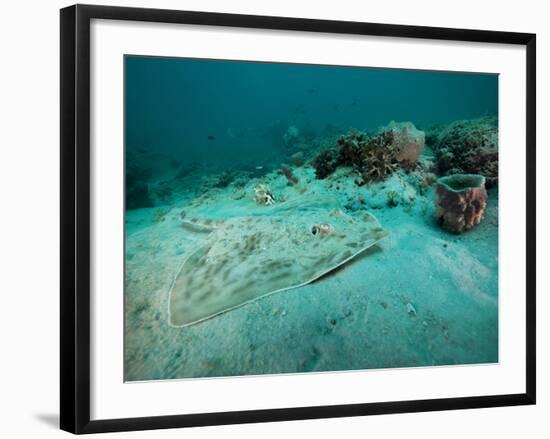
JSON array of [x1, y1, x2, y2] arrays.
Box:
[[433, 116, 498, 187], [382, 121, 425, 169], [311, 121, 425, 183]]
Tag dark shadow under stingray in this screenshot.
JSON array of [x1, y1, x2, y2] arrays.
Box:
[[311, 243, 384, 283]]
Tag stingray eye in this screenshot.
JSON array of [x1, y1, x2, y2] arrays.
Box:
[[311, 226, 318, 235]]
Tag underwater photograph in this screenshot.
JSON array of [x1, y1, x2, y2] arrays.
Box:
[[124, 55, 499, 381]]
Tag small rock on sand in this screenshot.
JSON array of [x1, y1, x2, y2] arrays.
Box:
[[406, 302, 417, 316]]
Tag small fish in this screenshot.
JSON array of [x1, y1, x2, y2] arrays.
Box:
[[333, 105, 339, 110], [255, 166, 263, 170], [207, 135, 216, 141], [307, 88, 315, 93], [351, 101, 357, 107]]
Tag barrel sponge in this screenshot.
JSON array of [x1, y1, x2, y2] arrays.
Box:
[[435, 174, 488, 233]]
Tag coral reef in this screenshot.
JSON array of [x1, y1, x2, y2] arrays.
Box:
[[253, 183, 275, 205], [335, 130, 369, 168], [433, 116, 498, 186], [312, 149, 339, 179], [381, 121, 425, 169], [356, 131, 399, 183], [312, 129, 399, 183], [435, 174, 488, 233], [312, 122, 425, 184], [423, 123, 445, 148]]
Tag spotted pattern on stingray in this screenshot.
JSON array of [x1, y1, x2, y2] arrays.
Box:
[[169, 201, 388, 327]]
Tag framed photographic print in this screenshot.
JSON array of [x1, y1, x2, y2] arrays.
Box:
[[60, 4, 536, 434]]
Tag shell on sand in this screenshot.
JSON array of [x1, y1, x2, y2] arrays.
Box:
[[169, 197, 389, 327]]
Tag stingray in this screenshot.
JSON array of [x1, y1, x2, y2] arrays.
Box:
[[168, 198, 389, 327]]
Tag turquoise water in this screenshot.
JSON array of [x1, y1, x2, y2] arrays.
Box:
[[125, 56, 497, 167], [124, 55, 498, 381]]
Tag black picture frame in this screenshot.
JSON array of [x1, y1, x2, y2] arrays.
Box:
[[60, 4, 536, 434]]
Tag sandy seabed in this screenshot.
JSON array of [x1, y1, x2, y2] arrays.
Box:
[[124, 164, 498, 381]]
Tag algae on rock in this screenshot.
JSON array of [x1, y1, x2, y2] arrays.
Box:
[[433, 116, 498, 186]]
